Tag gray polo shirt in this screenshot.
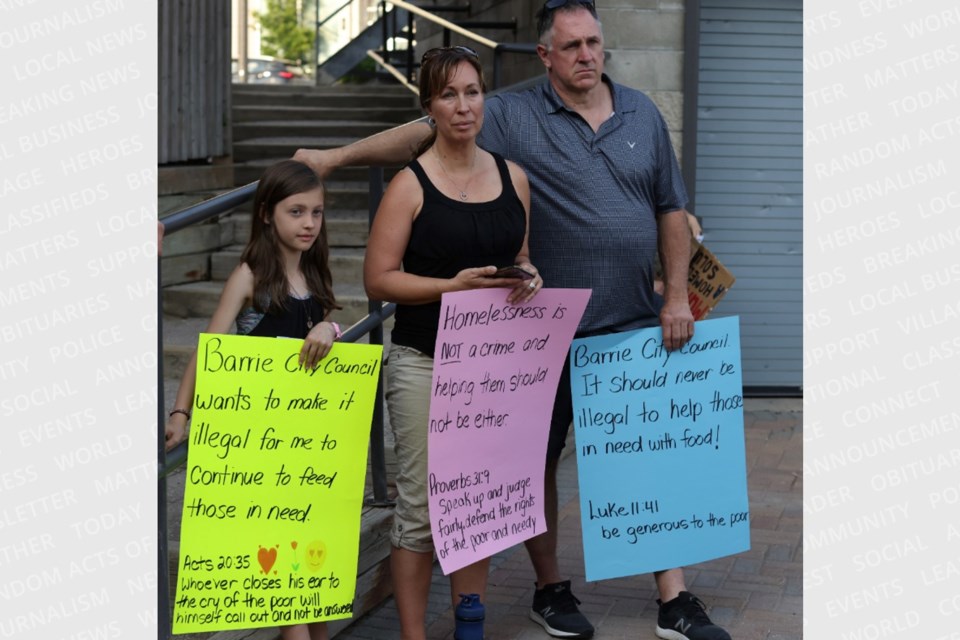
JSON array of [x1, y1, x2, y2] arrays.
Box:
[[478, 75, 688, 335]]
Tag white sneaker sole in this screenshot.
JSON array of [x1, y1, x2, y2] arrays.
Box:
[[529, 610, 593, 639], [655, 625, 691, 640]]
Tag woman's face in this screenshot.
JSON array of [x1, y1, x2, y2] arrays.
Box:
[[426, 60, 484, 143]]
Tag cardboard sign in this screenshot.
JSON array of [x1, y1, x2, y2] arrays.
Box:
[[687, 240, 735, 320], [428, 288, 590, 574], [172, 334, 382, 632], [570, 316, 750, 581]]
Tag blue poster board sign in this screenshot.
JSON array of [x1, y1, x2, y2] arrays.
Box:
[[571, 316, 750, 581]]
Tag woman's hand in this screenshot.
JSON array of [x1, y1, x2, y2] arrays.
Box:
[[506, 262, 541, 304], [299, 322, 338, 370], [450, 264, 542, 303]]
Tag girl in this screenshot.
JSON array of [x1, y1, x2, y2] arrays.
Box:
[[164, 159, 341, 640], [363, 46, 541, 640]]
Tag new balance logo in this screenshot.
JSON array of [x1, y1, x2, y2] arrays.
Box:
[[675, 618, 692, 634]]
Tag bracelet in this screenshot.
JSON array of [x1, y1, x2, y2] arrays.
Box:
[[330, 322, 342, 340], [169, 408, 191, 420]]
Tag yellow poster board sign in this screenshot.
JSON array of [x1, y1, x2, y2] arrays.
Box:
[[172, 334, 382, 633]]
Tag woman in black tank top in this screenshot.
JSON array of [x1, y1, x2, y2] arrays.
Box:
[[364, 47, 542, 638]]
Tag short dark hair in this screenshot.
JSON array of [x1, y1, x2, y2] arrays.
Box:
[[536, 0, 600, 44]]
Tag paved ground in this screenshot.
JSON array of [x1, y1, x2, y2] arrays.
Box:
[[335, 398, 802, 640]]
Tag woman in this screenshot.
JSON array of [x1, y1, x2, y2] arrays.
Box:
[[364, 46, 541, 639]]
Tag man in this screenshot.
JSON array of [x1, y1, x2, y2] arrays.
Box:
[[295, 3, 731, 639]]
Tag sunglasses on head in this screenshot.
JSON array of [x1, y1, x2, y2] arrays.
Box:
[[421, 45, 480, 63], [543, 0, 595, 10]]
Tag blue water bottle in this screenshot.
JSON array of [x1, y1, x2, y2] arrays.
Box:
[[454, 593, 485, 640]]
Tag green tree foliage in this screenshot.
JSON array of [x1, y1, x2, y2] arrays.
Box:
[[254, 0, 314, 64]]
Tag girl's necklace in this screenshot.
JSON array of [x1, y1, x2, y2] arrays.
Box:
[[304, 299, 314, 330], [291, 286, 314, 329], [434, 147, 477, 201]]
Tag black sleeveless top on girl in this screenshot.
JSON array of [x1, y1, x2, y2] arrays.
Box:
[[236, 294, 327, 339], [392, 151, 526, 357]]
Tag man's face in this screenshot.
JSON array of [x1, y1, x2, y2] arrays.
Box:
[[538, 8, 604, 95]]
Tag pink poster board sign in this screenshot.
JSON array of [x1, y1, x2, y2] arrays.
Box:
[[427, 288, 590, 574]]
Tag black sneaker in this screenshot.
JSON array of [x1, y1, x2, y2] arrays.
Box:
[[656, 591, 731, 640], [529, 580, 594, 639]]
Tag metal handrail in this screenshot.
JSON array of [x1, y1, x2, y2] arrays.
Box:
[[374, 0, 538, 90], [388, 0, 497, 49], [318, 0, 354, 30], [366, 48, 419, 93]]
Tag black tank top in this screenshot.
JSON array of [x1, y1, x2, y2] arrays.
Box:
[[238, 295, 328, 339], [391, 151, 526, 357]]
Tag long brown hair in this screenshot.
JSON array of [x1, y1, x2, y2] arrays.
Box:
[[240, 160, 340, 315], [414, 46, 487, 158]]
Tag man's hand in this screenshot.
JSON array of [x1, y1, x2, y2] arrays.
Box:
[[660, 297, 695, 351], [293, 148, 337, 181]]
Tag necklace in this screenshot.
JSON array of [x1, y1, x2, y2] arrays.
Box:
[[291, 287, 314, 330], [434, 147, 477, 201], [303, 298, 314, 330]]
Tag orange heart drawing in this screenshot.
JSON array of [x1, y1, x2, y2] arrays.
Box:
[[258, 546, 278, 574]]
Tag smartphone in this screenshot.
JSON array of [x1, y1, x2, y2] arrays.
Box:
[[492, 265, 535, 280]]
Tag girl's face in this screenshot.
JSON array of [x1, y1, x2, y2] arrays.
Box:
[[265, 186, 325, 256], [426, 61, 484, 143]]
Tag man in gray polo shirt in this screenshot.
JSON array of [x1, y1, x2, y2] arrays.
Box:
[[296, 2, 729, 639]]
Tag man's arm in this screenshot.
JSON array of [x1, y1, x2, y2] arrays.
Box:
[[293, 119, 432, 180], [657, 208, 695, 350]]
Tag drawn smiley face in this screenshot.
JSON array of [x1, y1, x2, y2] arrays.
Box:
[[305, 540, 327, 572]]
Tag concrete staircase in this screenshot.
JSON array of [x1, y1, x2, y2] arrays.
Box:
[[160, 81, 421, 640]]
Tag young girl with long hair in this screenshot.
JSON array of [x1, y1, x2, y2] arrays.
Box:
[[164, 159, 341, 640]]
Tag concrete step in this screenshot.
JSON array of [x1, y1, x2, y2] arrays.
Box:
[[234, 137, 364, 163], [233, 160, 399, 187], [159, 191, 237, 217], [159, 210, 248, 286], [159, 164, 234, 196], [232, 81, 409, 94], [223, 174, 373, 210], [221, 210, 369, 252], [161, 317, 207, 381], [233, 120, 403, 142], [232, 105, 420, 124], [209, 245, 363, 284], [232, 89, 417, 110]]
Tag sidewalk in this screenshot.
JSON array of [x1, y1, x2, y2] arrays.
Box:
[[335, 398, 802, 640]]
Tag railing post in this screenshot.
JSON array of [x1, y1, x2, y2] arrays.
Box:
[[313, 0, 321, 85], [443, 27, 451, 47], [157, 258, 172, 640], [406, 10, 415, 83], [366, 167, 392, 506], [380, 0, 387, 54]]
